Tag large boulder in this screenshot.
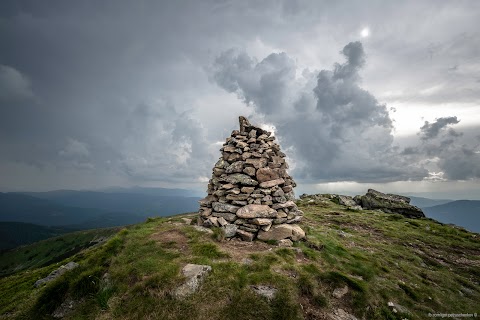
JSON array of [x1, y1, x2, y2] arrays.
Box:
[[357, 189, 425, 218]]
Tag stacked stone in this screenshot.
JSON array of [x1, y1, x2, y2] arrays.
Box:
[[198, 116, 305, 242]]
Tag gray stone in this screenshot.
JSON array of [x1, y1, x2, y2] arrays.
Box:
[[328, 309, 359, 320], [272, 201, 296, 209], [217, 217, 228, 226], [181, 218, 192, 225], [241, 186, 255, 194], [212, 212, 237, 222], [332, 285, 349, 298], [256, 167, 280, 183], [243, 166, 256, 176], [198, 195, 217, 207], [52, 298, 83, 319], [250, 285, 277, 301], [273, 196, 287, 203], [214, 158, 229, 169], [174, 264, 212, 298], [212, 202, 240, 213], [226, 194, 249, 201], [236, 204, 278, 219], [273, 218, 287, 224], [225, 161, 245, 173], [257, 224, 305, 241], [358, 189, 425, 218], [213, 168, 225, 176], [225, 188, 240, 195], [236, 229, 255, 241], [199, 208, 212, 217], [251, 218, 272, 226], [272, 188, 285, 197], [259, 178, 285, 188], [220, 173, 258, 186], [286, 216, 303, 224], [245, 157, 268, 169], [193, 225, 214, 234], [336, 195, 357, 207], [387, 301, 409, 314], [223, 224, 238, 237], [277, 239, 293, 247], [231, 200, 248, 206], [34, 262, 79, 287]]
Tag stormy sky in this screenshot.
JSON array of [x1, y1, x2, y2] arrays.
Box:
[[1, 1, 479, 199]]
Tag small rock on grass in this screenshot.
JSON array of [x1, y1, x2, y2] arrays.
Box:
[[277, 239, 293, 247], [332, 285, 349, 298], [193, 225, 214, 234], [250, 285, 277, 301], [174, 264, 212, 298], [328, 308, 358, 320]]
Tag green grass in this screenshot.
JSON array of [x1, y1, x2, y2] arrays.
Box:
[[0, 227, 119, 277], [0, 203, 478, 320]]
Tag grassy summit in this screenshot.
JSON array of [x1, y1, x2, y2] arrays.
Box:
[[0, 195, 478, 319]]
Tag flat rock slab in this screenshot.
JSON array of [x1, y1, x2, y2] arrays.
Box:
[[174, 264, 212, 298], [34, 262, 79, 288], [328, 308, 358, 320], [257, 224, 306, 241], [193, 225, 214, 234], [250, 285, 277, 301], [236, 204, 277, 219]]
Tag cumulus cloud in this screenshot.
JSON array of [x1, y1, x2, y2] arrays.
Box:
[[119, 102, 212, 183], [59, 138, 90, 158], [420, 116, 460, 140], [213, 42, 427, 182], [402, 118, 480, 180], [0, 65, 34, 101]]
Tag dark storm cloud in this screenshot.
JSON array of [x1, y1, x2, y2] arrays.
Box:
[[213, 42, 428, 182], [402, 119, 480, 180], [0, 0, 479, 191], [213, 49, 296, 115], [420, 116, 460, 140]]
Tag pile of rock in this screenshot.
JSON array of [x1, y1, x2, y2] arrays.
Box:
[[198, 116, 305, 242], [354, 189, 424, 218]]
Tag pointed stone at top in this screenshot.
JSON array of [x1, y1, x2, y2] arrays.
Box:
[[239, 116, 251, 133]]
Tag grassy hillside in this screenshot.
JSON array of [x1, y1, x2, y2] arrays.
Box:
[[0, 222, 76, 251], [0, 197, 478, 319], [0, 227, 119, 277]]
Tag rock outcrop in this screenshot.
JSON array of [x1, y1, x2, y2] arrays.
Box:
[[34, 261, 79, 288], [198, 116, 305, 241], [355, 189, 424, 218]]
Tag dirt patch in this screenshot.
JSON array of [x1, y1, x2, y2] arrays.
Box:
[[217, 238, 274, 263], [151, 229, 189, 253]]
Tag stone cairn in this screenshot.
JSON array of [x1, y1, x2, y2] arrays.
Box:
[[198, 116, 305, 242]]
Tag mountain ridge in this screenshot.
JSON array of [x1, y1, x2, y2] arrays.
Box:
[[1, 195, 478, 319]]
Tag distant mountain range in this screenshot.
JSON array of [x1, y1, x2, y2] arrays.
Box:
[[1, 188, 478, 250], [408, 196, 453, 208], [0, 188, 202, 249], [422, 200, 480, 233]]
